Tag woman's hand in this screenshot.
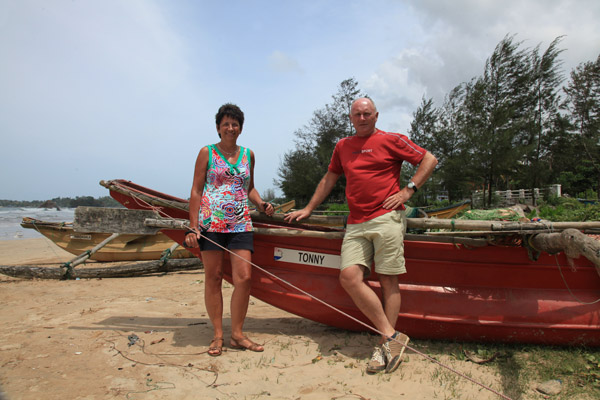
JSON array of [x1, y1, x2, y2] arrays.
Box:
[[184, 229, 200, 248], [262, 202, 275, 216]]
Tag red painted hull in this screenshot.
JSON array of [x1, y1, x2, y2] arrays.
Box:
[[104, 180, 600, 346]]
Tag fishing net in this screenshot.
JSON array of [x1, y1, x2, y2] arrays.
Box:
[[458, 208, 522, 222]]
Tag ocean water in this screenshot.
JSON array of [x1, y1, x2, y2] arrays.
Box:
[[0, 207, 75, 241]]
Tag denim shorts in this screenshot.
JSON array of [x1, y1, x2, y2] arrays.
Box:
[[199, 231, 254, 253]]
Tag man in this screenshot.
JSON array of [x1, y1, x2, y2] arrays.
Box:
[[284, 97, 438, 374]]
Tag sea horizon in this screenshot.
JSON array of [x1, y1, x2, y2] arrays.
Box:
[[0, 207, 75, 241]]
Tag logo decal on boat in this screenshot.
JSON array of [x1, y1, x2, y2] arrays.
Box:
[[70, 234, 92, 240], [274, 247, 341, 269]]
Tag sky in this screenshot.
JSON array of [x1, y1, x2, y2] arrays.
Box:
[[1, 0, 599, 201]]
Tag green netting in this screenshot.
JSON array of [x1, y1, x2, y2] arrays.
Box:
[[458, 209, 522, 221]]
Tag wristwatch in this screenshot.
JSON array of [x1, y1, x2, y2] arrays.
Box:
[[407, 181, 418, 192]]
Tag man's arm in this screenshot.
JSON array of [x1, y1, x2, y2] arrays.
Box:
[[284, 171, 341, 222], [382, 151, 438, 210], [409, 151, 438, 189]]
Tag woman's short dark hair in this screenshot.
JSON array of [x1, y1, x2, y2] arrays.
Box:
[[215, 103, 244, 129]]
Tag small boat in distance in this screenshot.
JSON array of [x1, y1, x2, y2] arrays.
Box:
[[310, 200, 472, 227], [417, 199, 471, 219]]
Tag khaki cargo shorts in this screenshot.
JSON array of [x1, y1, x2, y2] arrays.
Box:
[[340, 209, 407, 276]]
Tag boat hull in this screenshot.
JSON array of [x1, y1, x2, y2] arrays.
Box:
[[248, 234, 600, 345], [21, 218, 194, 262], [104, 179, 600, 346]]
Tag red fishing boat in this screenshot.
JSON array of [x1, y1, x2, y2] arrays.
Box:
[[99, 179, 600, 346]]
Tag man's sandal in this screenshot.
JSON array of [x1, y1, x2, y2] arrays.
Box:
[[230, 336, 264, 352], [208, 337, 224, 357]]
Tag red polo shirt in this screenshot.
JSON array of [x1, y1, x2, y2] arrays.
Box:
[[328, 129, 426, 224]]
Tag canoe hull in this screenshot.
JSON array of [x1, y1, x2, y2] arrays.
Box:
[[105, 179, 600, 346], [21, 218, 194, 262]]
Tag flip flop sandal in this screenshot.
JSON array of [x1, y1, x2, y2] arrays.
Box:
[[230, 336, 264, 352], [208, 337, 224, 357]]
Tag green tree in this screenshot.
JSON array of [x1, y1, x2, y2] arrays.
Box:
[[407, 97, 440, 205], [403, 35, 597, 205], [563, 55, 600, 197], [69, 196, 103, 207], [408, 97, 438, 150], [437, 85, 473, 201], [276, 148, 321, 204], [519, 37, 565, 196], [275, 78, 365, 205], [462, 35, 530, 206]]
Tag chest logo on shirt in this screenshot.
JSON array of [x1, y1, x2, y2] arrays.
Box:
[[353, 148, 373, 154]]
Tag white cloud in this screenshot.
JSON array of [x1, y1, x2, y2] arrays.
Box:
[[268, 50, 304, 75], [1, 0, 598, 200], [0, 0, 201, 199], [360, 0, 600, 136]]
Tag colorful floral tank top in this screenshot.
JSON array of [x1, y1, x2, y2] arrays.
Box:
[[199, 144, 253, 233]]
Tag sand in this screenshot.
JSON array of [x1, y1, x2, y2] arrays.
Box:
[[0, 238, 507, 400]]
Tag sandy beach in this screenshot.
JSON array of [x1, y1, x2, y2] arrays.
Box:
[[0, 238, 515, 400]]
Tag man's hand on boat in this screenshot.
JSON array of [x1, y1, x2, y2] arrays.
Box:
[[284, 208, 312, 223]]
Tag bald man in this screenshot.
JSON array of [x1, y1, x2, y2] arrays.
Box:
[[285, 97, 438, 374]]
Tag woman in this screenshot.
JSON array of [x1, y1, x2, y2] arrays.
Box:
[[185, 103, 274, 357]]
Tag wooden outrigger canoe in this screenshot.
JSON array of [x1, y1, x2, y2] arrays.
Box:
[[417, 199, 472, 219], [97, 179, 600, 346], [20, 217, 194, 262], [19, 201, 295, 263]]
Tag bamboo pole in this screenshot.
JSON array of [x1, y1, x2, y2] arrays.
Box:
[[67, 233, 122, 268], [251, 212, 600, 232], [407, 218, 600, 232], [159, 242, 181, 266], [250, 212, 347, 227], [252, 228, 488, 247]]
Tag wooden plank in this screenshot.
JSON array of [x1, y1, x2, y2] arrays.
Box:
[[75, 204, 296, 235], [74, 207, 163, 234]]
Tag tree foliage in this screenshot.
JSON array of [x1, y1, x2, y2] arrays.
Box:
[[276, 36, 600, 207], [407, 35, 599, 206], [518, 36, 565, 192], [275, 78, 364, 205], [562, 54, 600, 196], [0, 196, 121, 208]]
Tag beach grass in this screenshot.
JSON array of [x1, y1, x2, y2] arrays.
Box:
[[413, 338, 600, 399]]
